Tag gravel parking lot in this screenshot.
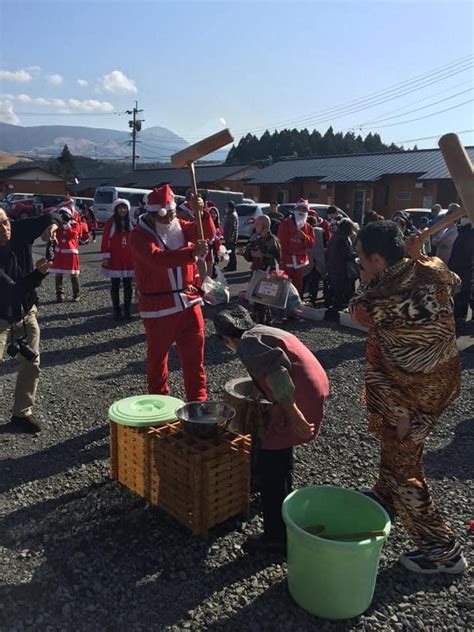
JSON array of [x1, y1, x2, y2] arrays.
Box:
[[1, 264, 472, 631]]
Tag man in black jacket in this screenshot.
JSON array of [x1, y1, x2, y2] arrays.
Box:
[[0, 207, 60, 433]]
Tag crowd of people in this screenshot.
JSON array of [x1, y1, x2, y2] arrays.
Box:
[[0, 185, 471, 577]]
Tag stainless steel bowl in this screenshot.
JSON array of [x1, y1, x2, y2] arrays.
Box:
[[174, 401, 236, 439]]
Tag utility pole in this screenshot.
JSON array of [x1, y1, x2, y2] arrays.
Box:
[[126, 101, 144, 170]]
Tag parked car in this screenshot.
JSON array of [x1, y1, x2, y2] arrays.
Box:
[[74, 196, 95, 210], [3, 192, 35, 206], [7, 194, 67, 220], [392, 207, 447, 229], [235, 203, 270, 239]]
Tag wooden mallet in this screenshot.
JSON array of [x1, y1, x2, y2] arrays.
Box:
[[418, 133, 474, 242], [171, 128, 234, 241]]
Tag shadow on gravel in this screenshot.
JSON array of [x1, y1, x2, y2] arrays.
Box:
[[0, 483, 276, 629], [315, 340, 366, 370], [0, 426, 109, 494], [37, 306, 111, 322], [425, 418, 473, 480], [40, 314, 141, 341]]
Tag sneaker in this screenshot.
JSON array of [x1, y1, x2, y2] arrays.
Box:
[[72, 296, 80, 303], [10, 415, 42, 434], [243, 533, 286, 555], [399, 550, 468, 575]]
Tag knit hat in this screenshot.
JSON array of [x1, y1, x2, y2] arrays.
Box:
[[112, 198, 131, 212], [213, 306, 255, 338], [147, 185, 176, 217], [294, 198, 310, 211]]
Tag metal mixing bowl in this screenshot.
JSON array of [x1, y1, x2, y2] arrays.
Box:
[[174, 401, 236, 439]]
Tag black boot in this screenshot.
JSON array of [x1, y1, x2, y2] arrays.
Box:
[[123, 278, 133, 319], [111, 279, 122, 320]]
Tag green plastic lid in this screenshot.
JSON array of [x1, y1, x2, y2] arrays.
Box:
[[108, 394, 185, 427]]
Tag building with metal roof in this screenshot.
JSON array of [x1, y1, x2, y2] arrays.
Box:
[[245, 147, 474, 219]]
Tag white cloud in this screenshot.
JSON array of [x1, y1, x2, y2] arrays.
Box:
[[0, 69, 32, 82], [52, 98, 66, 108], [17, 94, 32, 103], [0, 99, 20, 124], [47, 73, 63, 86], [27, 65, 41, 75], [77, 79, 88, 87], [68, 98, 114, 112], [33, 97, 50, 106], [99, 70, 137, 94]]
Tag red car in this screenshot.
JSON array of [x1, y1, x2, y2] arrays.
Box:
[[7, 194, 67, 220]]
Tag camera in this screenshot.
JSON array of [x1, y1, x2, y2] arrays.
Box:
[[7, 336, 38, 362], [45, 239, 56, 262]]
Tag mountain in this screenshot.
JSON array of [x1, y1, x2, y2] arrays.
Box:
[[0, 122, 195, 162]]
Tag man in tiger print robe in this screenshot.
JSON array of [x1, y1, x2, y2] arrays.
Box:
[[350, 220, 467, 575]]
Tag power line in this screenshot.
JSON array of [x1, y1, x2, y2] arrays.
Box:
[[358, 81, 473, 126], [367, 98, 474, 129], [176, 55, 474, 139], [392, 129, 474, 145]]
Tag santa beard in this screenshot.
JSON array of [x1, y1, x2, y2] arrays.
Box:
[[294, 212, 307, 229], [155, 216, 185, 250]]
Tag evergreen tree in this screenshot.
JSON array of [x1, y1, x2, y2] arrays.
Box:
[[55, 144, 79, 179]]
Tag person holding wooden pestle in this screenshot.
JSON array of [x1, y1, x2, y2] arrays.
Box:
[[213, 305, 329, 554], [349, 220, 467, 575]]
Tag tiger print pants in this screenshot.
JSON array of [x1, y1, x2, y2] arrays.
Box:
[[373, 434, 461, 562]]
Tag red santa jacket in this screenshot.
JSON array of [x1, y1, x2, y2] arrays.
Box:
[[50, 220, 89, 275], [100, 217, 134, 278], [130, 211, 215, 319], [277, 217, 315, 269]]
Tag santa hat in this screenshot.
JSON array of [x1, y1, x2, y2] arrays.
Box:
[[147, 185, 176, 217], [112, 198, 131, 212], [294, 198, 310, 211], [206, 200, 217, 209], [64, 196, 75, 205], [307, 209, 317, 218]]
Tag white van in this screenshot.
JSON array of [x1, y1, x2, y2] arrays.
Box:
[[94, 186, 151, 226]]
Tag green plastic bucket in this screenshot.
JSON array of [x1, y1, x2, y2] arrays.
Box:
[[108, 394, 185, 427], [282, 485, 391, 620]]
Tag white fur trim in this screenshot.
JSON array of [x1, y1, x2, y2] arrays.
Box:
[[112, 198, 131, 211]]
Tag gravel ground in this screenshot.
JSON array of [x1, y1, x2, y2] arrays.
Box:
[[0, 265, 472, 632]]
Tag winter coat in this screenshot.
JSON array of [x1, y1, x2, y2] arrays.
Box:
[[223, 210, 239, 243], [100, 217, 134, 278], [277, 216, 315, 269], [0, 213, 61, 323], [130, 212, 215, 319], [49, 220, 89, 275]]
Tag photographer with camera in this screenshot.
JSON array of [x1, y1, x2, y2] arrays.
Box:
[[0, 206, 61, 433]]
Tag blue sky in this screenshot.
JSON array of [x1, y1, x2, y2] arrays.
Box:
[[1, 0, 473, 151]]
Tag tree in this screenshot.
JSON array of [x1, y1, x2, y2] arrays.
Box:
[[56, 144, 79, 179]]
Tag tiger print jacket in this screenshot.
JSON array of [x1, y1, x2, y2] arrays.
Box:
[[349, 256, 461, 442]]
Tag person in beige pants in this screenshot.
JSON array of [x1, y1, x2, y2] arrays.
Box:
[[0, 207, 59, 433]]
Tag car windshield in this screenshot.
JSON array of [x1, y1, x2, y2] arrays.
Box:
[[94, 190, 114, 204], [236, 205, 257, 217]]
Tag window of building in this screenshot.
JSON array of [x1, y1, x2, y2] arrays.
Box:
[[396, 191, 412, 201]]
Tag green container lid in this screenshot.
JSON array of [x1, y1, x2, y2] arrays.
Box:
[[108, 394, 185, 427]]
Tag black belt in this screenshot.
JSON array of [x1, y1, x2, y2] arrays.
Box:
[[141, 286, 202, 297]]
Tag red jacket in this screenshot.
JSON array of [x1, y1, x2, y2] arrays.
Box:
[[277, 217, 315, 269], [100, 217, 134, 278], [130, 212, 215, 319], [49, 220, 89, 275]]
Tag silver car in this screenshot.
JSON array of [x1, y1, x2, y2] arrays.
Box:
[[236, 203, 270, 239]]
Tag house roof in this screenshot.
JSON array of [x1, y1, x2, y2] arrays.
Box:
[[0, 161, 65, 180], [249, 147, 474, 185], [115, 163, 255, 188], [69, 176, 120, 192]]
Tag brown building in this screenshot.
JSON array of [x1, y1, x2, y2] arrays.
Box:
[[248, 148, 472, 222], [0, 162, 69, 197]]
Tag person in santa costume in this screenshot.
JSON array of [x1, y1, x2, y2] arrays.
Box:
[[62, 196, 81, 222], [100, 199, 135, 320], [49, 207, 89, 302], [277, 198, 315, 296], [130, 184, 215, 401]]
